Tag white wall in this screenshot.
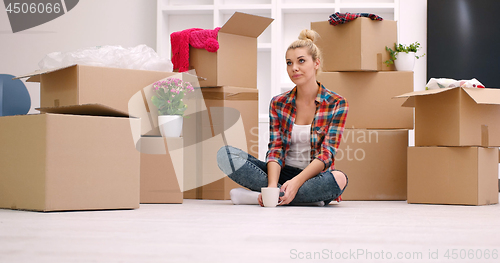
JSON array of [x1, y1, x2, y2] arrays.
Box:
[[0, 0, 157, 113], [398, 0, 427, 147], [399, 0, 427, 92]]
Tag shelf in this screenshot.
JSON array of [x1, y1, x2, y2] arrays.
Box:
[[161, 5, 214, 14], [258, 43, 272, 51], [338, 2, 395, 9], [281, 4, 337, 14], [281, 2, 395, 14], [259, 114, 268, 123], [218, 4, 273, 14]]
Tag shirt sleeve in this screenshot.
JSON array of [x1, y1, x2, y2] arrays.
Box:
[[265, 98, 285, 167], [315, 98, 349, 170]]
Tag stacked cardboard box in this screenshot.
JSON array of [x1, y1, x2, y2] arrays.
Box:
[[181, 12, 273, 200], [138, 136, 184, 204], [130, 71, 201, 204], [396, 87, 500, 205], [0, 65, 190, 211], [0, 104, 141, 212], [313, 17, 413, 200]]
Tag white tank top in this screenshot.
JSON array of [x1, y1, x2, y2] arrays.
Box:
[[285, 123, 311, 169]]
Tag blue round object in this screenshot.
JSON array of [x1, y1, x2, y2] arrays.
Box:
[[0, 74, 31, 116]]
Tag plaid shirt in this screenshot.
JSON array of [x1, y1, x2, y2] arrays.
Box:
[[266, 83, 348, 171]]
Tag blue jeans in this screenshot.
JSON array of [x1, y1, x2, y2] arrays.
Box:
[[216, 146, 347, 205]]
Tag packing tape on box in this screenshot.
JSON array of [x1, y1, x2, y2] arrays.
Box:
[[201, 91, 258, 101]]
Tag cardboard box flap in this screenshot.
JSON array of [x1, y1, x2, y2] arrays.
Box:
[[219, 12, 273, 38], [395, 87, 500, 107], [14, 64, 77, 82], [394, 87, 455, 107], [37, 104, 133, 118], [462, 87, 500, 105]]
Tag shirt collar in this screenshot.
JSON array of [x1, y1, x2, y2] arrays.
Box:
[[287, 81, 325, 104], [315, 81, 325, 105]]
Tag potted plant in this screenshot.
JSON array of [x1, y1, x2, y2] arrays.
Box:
[[384, 42, 425, 71], [151, 78, 194, 137]]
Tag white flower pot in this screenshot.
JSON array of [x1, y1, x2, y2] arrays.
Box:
[[158, 115, 183, 137], [394, 52, 416, 71]]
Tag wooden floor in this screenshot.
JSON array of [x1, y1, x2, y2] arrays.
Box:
[[1, 197, 500, 263]]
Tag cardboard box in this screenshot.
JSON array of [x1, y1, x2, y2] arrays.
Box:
[[408, 146, 499, 205], [335, 129, 408, 200], [311, 18, 397, 72], [16, 64, 176, 125], [138, 137, 183, 204], [0, 104, 140, 212], [396, 87, 500, 147], [317, 71, 414, 129], [184, 86, 258, 200], [189, 12, 273, 88]]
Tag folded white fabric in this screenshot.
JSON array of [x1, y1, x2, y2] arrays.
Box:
[[425, 78, 485, 90]]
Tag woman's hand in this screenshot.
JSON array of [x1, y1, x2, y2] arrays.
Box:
[[258, 193, 264, 207], [279, 178, 303, 205]]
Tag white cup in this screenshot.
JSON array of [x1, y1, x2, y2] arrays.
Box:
[[261, 187, 283, 207]]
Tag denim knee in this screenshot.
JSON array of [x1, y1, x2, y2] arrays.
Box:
[[217, 146, 231, 175]]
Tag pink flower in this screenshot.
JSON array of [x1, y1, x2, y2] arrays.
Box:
[[167, 100, 171, 103], [171, 95, 175, 98]]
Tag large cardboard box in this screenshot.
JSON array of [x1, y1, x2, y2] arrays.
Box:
[[335, 129, 408, 200], [138, 137, 183, 204], [311, 18, 397, 72], [408, 146, 499, 206], [0, 105, 140, 212], [184, 86, 258, 200], [396, 87, 500, 147], [189, 12, 273, 88], [317, 71, 414, 129], [16, 64, 176, 130]]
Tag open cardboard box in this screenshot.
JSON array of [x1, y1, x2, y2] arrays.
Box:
[[317, 71, 414, 129], [336, 129, 409, 200], [188, 12, 273, 88], [312, 17, 397, 72], [396, 87, 500, 147], [408, 146, 498, 206], [0, 104, 141, 212], [16, 64, 176, 135]]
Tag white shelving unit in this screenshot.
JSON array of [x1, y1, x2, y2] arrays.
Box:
[[157, 0, 399, 159]]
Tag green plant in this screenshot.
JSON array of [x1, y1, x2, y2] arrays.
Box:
[[151, 78, 194, 116], [384, 42, 425, 67]]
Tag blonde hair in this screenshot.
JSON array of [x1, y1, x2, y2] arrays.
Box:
[[286, 29, 322, 74]]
